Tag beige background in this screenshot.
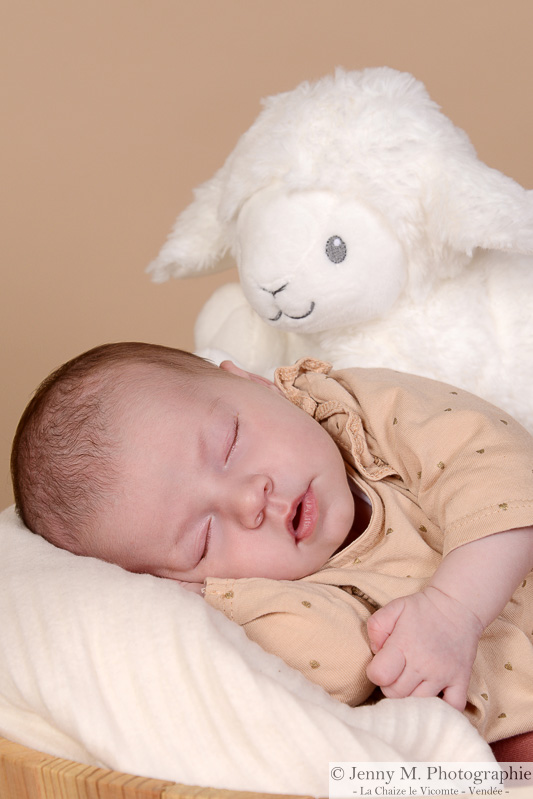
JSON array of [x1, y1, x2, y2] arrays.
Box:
[[1, 0, 532, 510]]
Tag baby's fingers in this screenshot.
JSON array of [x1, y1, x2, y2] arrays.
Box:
[[367, 598, 405, 654], [441, 682, 468, 712], [175, 580, 205, 595], [380, 673, 469, 707], [366, 642, 406, 687]]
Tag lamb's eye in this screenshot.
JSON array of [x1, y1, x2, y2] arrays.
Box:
[[325, 235, 347, 264]]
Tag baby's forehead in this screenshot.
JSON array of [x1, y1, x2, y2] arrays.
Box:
[[109, 364, 229, 464], [105, 360, 222, 415], [106, 360, 193, 392]]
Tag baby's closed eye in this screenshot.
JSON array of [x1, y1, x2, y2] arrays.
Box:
[[225, 415, 239, 463]]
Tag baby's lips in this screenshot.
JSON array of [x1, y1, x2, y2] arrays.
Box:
[[294, 486, 318, 542]]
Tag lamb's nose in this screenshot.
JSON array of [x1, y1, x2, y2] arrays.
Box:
[[261, 281, 288, 297]]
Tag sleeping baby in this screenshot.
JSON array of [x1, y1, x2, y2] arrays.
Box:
[[11, 342, 533, 750]]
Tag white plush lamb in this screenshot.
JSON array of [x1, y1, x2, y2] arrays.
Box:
[[148, 67, 533, 432]]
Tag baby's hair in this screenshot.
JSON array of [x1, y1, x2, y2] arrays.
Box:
[[11, 342, 220, 552]]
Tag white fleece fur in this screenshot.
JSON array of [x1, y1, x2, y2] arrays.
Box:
[[0, 505, 495, 794], [148, 67, 533, 433]]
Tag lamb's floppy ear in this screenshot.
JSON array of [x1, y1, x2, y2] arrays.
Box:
[[147, 167, 234, 282], [430, 156, 533, 260]]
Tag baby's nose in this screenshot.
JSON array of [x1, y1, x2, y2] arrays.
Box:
[[234, 475, 272, 529]]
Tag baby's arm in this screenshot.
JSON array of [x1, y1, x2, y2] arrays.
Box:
[[204, 577, 376, 705], [366, 525, 533, 709]]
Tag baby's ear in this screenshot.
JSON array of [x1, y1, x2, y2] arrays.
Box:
[[219, 361, 282, 394]]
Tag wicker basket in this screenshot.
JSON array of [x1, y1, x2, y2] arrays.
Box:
[[1, 735, 531, 799], [0, 736, 308, 799]]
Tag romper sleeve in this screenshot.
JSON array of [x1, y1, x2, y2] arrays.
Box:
[[332, 366, 533, 556], [203, 576, 376, 706]]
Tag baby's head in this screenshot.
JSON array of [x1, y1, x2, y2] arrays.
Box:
[[11, 343, 220, 552], [12, 343, 355, 583]]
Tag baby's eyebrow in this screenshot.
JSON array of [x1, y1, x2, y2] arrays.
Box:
[[207, 395, 223, 417]]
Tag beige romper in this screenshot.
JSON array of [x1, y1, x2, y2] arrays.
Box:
[[204, 358, 533, 742]]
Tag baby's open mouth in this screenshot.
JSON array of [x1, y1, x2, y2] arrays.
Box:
[[291, 501, 303, 532], [288, 487, 318, 542]]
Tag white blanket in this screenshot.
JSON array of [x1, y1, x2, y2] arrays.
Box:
[[0, 506, 495, 794]]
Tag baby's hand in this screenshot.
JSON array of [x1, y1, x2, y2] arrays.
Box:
[[366, 588, 484, 710], [174, 579, 205, 596]]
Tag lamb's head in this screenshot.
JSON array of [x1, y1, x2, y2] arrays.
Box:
[[235, 184, 406, 333], [148, 67, 533, 334]]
